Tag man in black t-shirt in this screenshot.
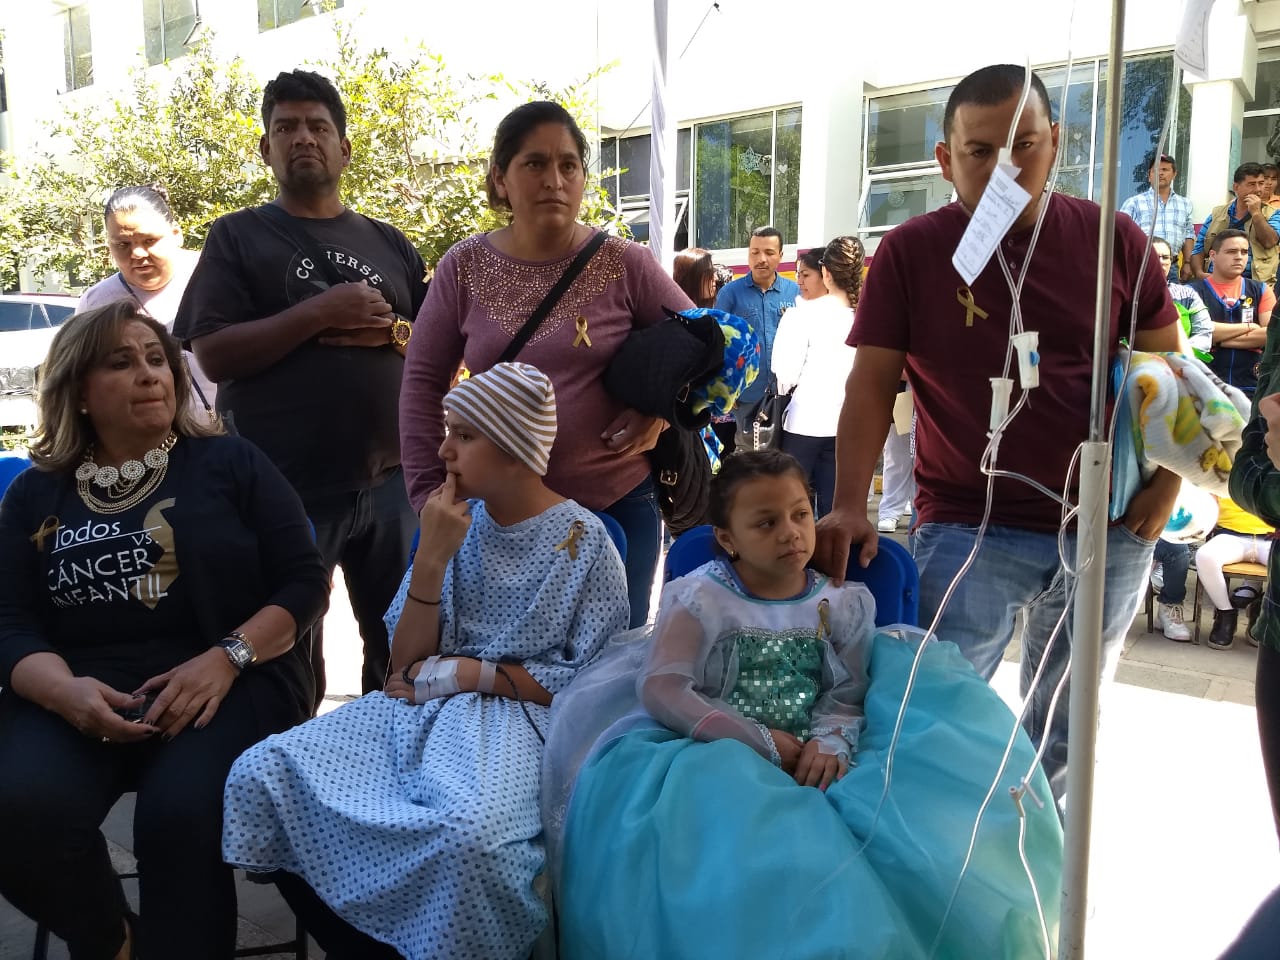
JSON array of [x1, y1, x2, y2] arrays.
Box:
[[175, 70, 428, 708]]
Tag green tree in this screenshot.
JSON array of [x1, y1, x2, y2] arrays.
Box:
[[0, 33, 269, 287], [0, 19, 622, 290]]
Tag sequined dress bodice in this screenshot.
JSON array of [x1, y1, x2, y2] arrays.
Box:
[[724, 632, 825, 739]]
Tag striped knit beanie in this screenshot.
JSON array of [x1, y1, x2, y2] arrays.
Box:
[[443, 362, 557, 476]]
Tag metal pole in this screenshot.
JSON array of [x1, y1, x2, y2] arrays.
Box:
[[648, 0, 675, 271], [1059, 0, 1124, 954]]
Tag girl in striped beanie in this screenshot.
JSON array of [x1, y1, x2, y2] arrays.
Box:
[[221, 360, 629, 960], [440, 362, 558, 502]]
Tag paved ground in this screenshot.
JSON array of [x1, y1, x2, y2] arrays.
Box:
[[4, 524, 1277, 959]]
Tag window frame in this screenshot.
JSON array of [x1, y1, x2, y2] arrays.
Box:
[[1244, 49, 1280, 167], [257, 0, 344, 33], [142, 0, 196, 66], [859, 53, 1190, 245], [62, 3, 93, 92]]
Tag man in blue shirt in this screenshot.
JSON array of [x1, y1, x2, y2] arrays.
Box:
[[1119, 153, 1195, 281], [1190, 162, 1280, 283], [714, 225, 799, 449]]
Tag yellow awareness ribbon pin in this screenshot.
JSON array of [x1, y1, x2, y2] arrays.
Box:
[[817, 597, 832, 639], [573, 316, 592, 348], [554, 520, 587, 560], [30, 516, 60, 552], [957, 286, 989, 327]]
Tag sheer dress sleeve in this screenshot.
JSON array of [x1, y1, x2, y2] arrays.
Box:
[[807, 582, 875, 761], [637, 578, 781, 765]]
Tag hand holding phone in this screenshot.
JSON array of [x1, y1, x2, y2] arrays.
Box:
[[115, 691, 160, 723]]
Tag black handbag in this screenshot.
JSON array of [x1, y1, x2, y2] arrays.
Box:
[[649, 427, 712, 537], [602, 307, 726, 428], [745, 381, 795, 451], [603, 308, 726, 533]]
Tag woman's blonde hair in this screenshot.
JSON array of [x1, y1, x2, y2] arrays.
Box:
[[28, 300, 223, 473]]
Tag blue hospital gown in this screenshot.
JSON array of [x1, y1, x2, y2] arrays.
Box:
[[222, 500, 629, 960]]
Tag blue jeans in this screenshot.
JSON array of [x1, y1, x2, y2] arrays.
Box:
[[1153, 537, 1190, 605], [306, 467, 418, 709], [912, 522, 1155, 801], [602, 475, 661, 628], [780, 432, 836, 517]]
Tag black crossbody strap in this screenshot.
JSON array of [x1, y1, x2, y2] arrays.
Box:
[[252, 203, 347, 287], [499, 231, 609, 364]]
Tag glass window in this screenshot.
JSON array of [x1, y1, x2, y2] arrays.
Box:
[[677, 127, 691, 192], [1105, 55, 1193, 203], [62, 5, 93, 92], [258, 0, 343, 33], [1040, 63, 1099, 199], [866, 87, 951, 168], [622, 196, 688, 247], [859, 52, 1192, 239], [0, 302, 35, 333], [598, 137, 619, 208], [1247, 57, 1280, 114], [1248, 52, 1280, 165], [143, 0, 196, 66], [694, 112, 776, 250], [604, 113, 790, 251], [44, 304, 75, 326], [619, 133, 651, 199], [1245, 114, 1280, 169], [864, 173, 952, 234], [772, 106, 802, 248]]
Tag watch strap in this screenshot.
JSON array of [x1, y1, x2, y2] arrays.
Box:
[[218, 631, 257, 670]]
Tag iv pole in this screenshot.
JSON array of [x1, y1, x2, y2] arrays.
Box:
[[1060, 0, 1126, 953]]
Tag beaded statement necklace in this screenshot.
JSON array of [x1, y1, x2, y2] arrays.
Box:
[[75, 433, 178, 515]]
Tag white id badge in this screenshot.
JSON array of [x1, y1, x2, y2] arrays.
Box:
[[1243, 307, 1255, 325]]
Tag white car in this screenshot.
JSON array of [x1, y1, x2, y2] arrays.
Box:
[[0, 293, 79, 432]]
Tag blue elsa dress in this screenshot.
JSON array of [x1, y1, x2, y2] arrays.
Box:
[[544, 558, 1064, 959]]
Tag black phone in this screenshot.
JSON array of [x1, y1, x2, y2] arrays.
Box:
[[115, 692, 160, 724]]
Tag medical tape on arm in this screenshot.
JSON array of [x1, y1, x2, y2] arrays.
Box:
[[413, 656, 460, 702], [476, 660, 498, 695]]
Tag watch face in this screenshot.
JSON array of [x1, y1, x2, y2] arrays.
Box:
[[389, 317, 411, 347], [222, 638, 253, 668]]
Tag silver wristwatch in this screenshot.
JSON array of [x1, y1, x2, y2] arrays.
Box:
[[217, 631, 257, 672]]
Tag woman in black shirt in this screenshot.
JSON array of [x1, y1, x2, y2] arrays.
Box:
[[0, 300, 329, 960]]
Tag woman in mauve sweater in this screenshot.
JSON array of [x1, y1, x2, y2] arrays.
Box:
[[399, 101, 692, 626]]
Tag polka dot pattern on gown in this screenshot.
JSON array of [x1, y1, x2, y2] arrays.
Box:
[[223, 500, 629, 960]]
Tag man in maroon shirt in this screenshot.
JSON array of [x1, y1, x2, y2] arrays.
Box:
[[814, 64, 1182, 802]]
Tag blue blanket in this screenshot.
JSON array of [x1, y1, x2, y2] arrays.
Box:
[[558, 630, 1063, 960]]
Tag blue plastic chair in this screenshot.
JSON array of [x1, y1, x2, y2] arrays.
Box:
[[408, 510, 627, 563], [663, 525, 919, 628], [0, 450, 31, 499]]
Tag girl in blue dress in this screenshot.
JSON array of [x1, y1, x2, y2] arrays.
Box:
[[638, 450, 873, 789], [547, 450, 1064, 959]]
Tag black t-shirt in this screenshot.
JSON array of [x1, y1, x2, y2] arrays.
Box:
[[41, 474, 199, 690], [174, 207, 428, 499]]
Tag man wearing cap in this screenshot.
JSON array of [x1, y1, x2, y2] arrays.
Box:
[[1120, 153, 1196, 281]]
